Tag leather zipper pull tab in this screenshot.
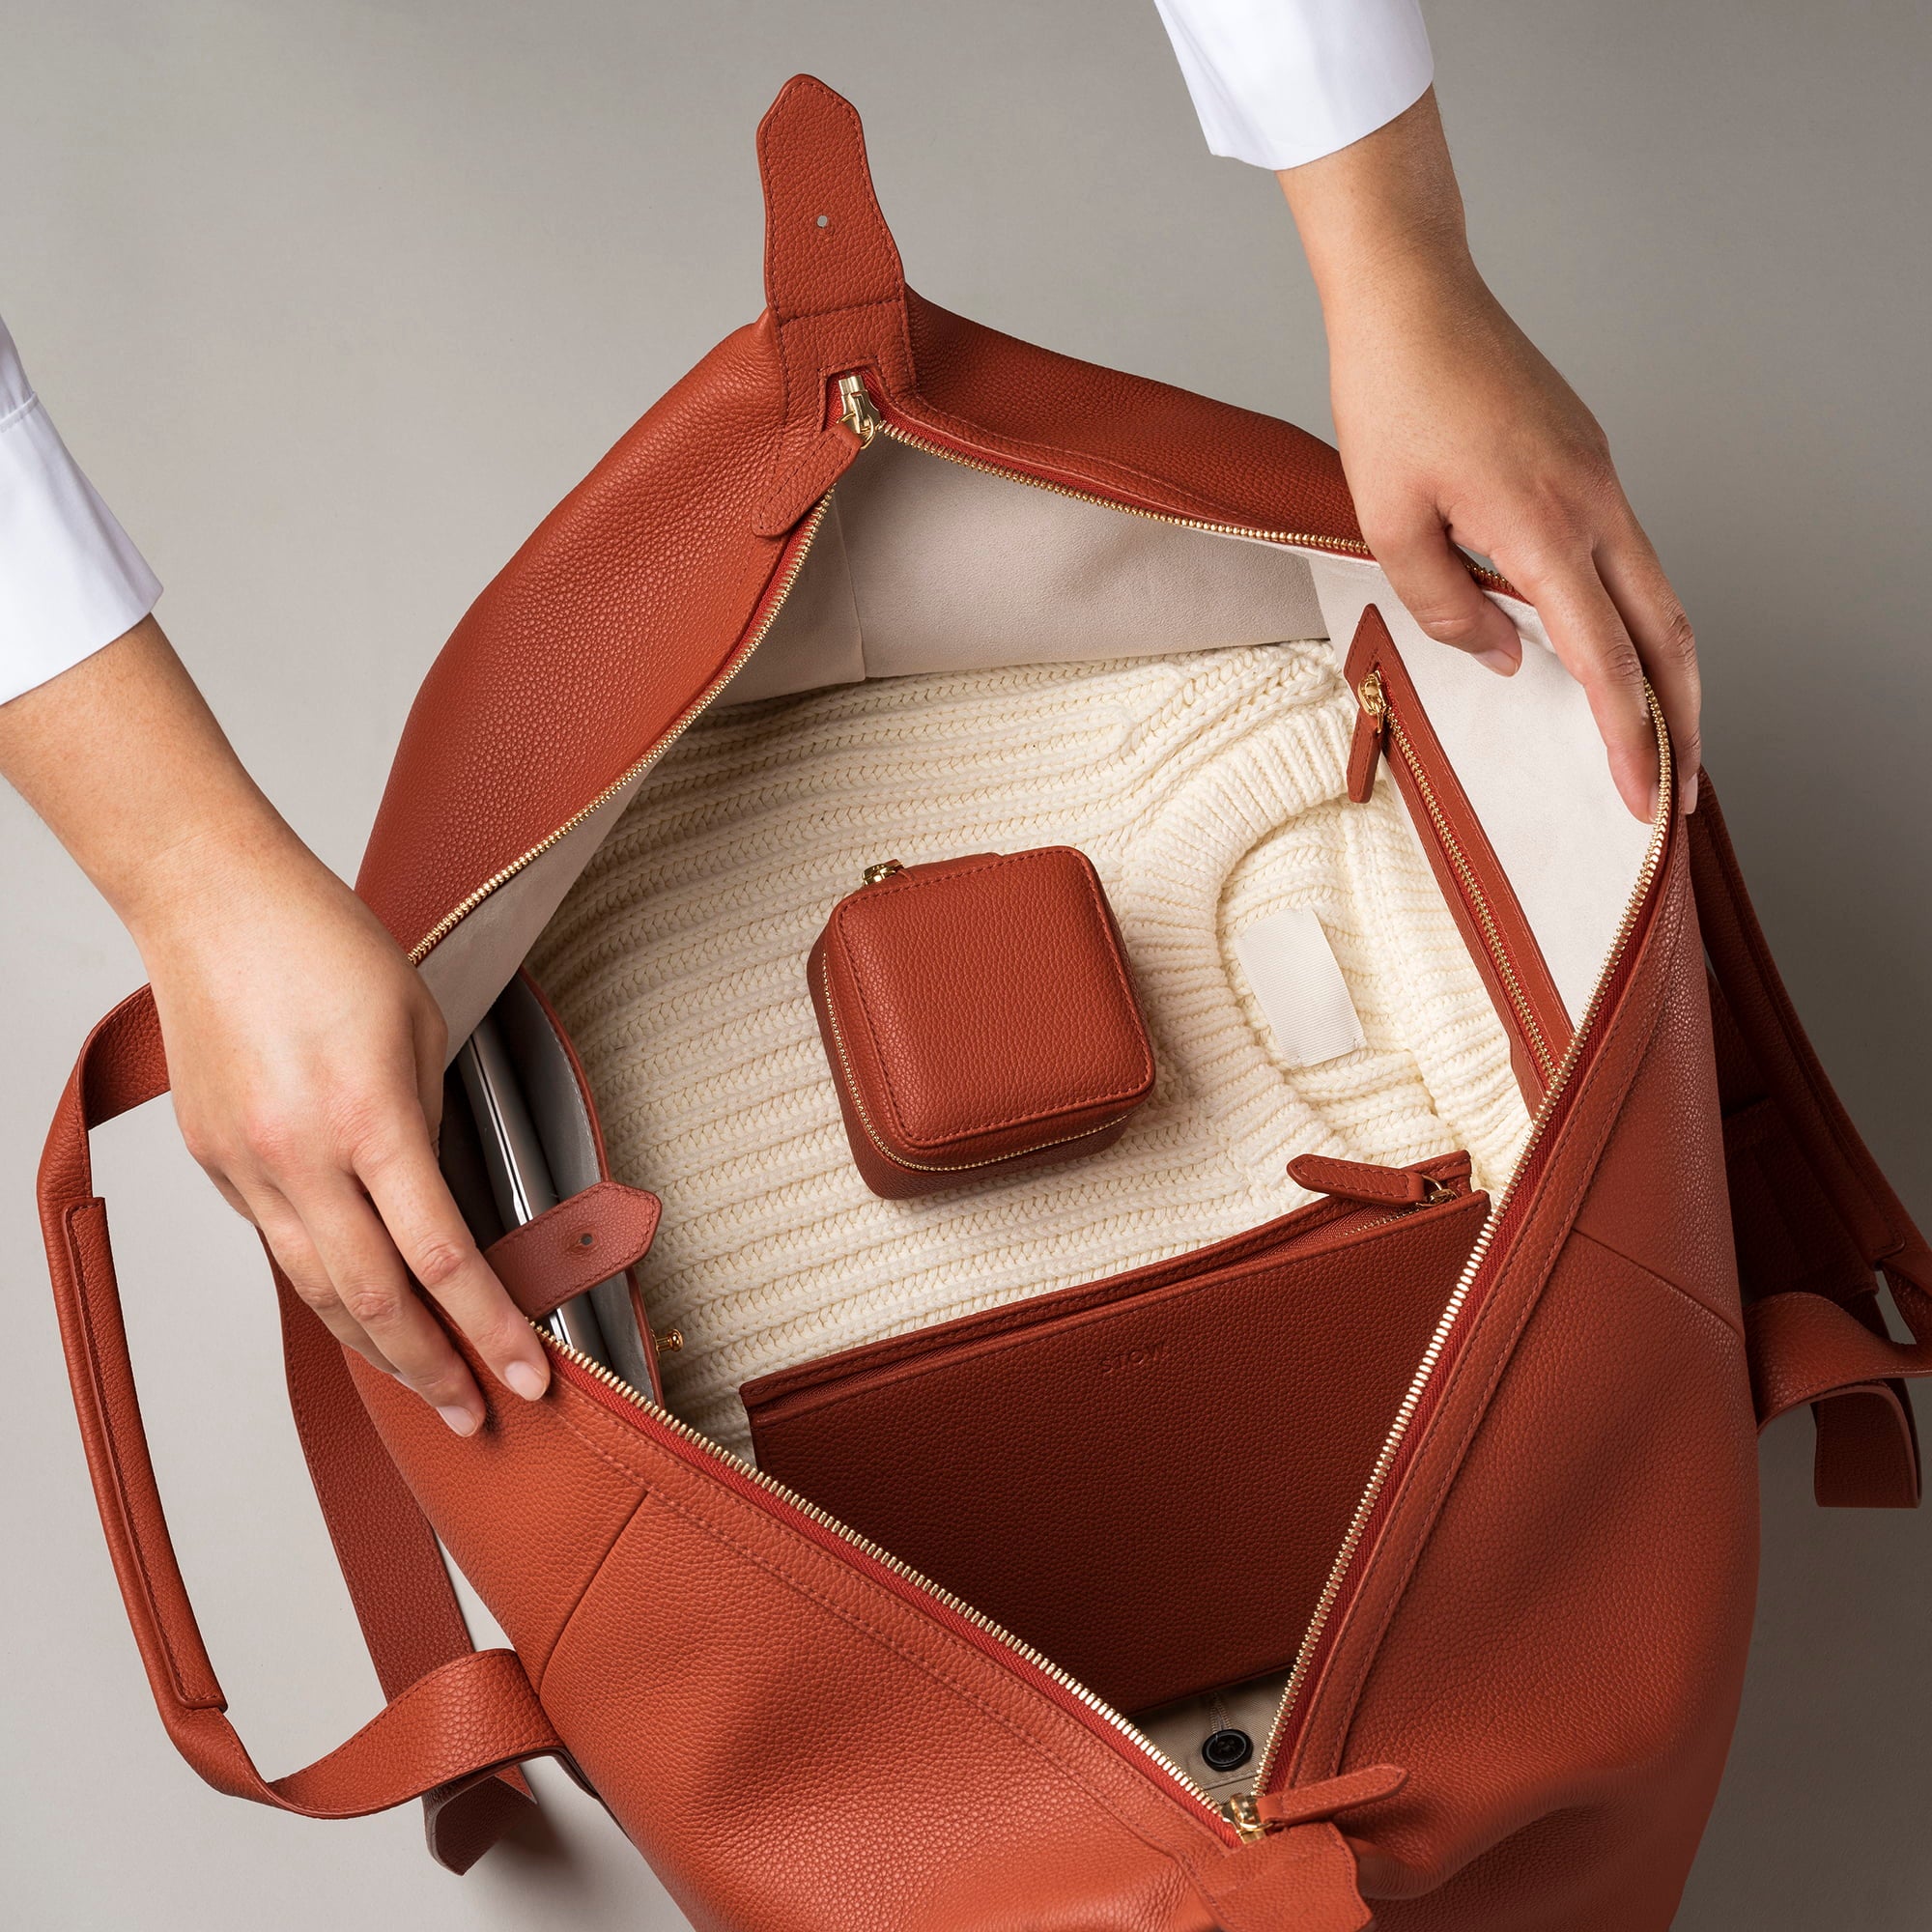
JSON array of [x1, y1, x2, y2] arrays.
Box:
[[1347, 669, 1387, 805], [1288, 1151, 1453, 1207]]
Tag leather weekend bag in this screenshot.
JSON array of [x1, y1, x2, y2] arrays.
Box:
[[36, 76, 1932, 1930]]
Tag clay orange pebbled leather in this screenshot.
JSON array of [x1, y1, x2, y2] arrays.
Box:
[[808, 845, 1155, 1198], [745, 1153, 1486, 1714]]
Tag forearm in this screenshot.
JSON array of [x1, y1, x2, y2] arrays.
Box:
[[0, 615, 308, 950]]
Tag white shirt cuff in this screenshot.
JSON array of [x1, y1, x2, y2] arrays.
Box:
[[0, 321, 160, 706], [1154, 0, 1435, 172]]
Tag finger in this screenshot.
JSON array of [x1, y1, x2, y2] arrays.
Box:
[[240, 1179, 399, 1377], [357, 1127, 551, 1404], [295, 1177, 487, 1435], [1594, 520, 1701, 813], [1371, 511, 1525, 674], [1509, 550, 1659, 820]]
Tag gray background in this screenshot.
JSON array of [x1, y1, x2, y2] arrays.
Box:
[[3, 2, 1926, 1924]]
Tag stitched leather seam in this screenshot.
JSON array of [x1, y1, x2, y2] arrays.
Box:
[[532, 1488, 662, 1703], [1570, 1226, 1746, 1339], [533, 1378, 665, 1489], [827, 850, 1152, 1147], [617, 1473, 1216, 1869]]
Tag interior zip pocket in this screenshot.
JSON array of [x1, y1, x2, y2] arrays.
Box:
[[1343, 604, 1573, 1100]]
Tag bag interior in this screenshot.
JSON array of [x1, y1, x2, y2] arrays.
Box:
[[440, 436, 1656, 1781]]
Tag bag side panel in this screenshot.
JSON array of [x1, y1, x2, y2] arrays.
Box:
[[1289, 838, 1759, 1927], [355, 317, 793, 956]]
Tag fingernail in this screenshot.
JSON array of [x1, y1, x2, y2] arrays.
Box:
[[504, 1360, 548, 1402], [438, 1404, 481, 1437], [1475, 645, 1520, 676], [1683, 772, 1700, 814]]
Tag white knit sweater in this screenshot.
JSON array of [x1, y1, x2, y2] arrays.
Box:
[[530, 644, 1530, 1454]]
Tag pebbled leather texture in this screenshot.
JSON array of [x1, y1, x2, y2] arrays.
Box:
[[811, 846, 1154, 1196], [746, 1161, 1484, 1714], [482, 1179, 661, 1323], [35, 71, 1931, 1932]]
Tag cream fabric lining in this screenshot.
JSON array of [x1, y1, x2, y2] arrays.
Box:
[[529, 643, 1532, 1456]]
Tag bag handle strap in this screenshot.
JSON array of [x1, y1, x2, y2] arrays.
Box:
[[1690, 779, 1932, 1506], [36, 988, 561, 1869]]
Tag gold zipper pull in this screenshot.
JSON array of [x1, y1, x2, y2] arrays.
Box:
[[1222, 1792, 1268, 1842], [861, 858, 905, 886], [1347, 668, 1388, 805], [835, 372, 883, 447]]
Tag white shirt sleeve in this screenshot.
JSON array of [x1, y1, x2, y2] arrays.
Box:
[[1153, 0, 1435, 171], [0, 312, 160, 707]]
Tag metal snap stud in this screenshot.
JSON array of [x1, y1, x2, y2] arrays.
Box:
[[1201, 1727, 1253, 1773]]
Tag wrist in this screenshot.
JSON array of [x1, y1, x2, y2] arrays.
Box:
[[116, 803, 329, 960]]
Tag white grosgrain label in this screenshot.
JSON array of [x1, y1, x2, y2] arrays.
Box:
[[1232, 906, 1367, 1068]]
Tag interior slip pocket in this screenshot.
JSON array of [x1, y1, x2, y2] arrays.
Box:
[[741, 1153, 1487, 1717]]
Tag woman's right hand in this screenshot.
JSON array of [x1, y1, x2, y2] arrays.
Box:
[[133, 825, 551, 1435], [2, 617, 548, 1435]]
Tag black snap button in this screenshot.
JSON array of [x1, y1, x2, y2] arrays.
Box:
[[1201, 1727, 1253, 1773]]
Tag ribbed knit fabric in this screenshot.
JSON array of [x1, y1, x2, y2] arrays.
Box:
[[529, 644, 1532, 1455]]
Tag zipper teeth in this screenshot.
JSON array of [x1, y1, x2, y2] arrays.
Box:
[[1373, 688, 1557, 1085], [817, 952, 1136, 1175], [535, 1322, 1223, 1819], [1253, 689, 1673, 1793], [406, 497, 834, 967], [877, 418, 1380, 562], [412, 367, 1665, 1822]]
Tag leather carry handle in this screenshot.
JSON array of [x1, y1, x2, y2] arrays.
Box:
[[1690, 779, 1932, 1506], [36, 987, 562, 1869]]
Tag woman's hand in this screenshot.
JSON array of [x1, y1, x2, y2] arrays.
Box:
[[1, 618, 548, 1433], [1281, 91, 1699, 818], [133, 831, 549, 1434]]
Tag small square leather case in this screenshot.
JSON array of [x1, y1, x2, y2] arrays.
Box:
[[808, 846, 1155, 1199]]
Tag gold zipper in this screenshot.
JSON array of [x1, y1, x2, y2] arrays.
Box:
[[533, 1319, 1224, 1822], [422, 364, 1669, 1832], [405, 495, 834, 965], [1252, 688, 1673, 1796], [1358, 669, 1557, 1087], [874, 406, 1378, 560], [816, 952, 1138, 1177]]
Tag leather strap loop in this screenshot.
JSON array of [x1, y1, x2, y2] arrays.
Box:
[[757, 72, 903, 325], [484, 1179, 661, 1323], [37, 986, 558, 1870], [1746, 1291, 1926, 1507], [1691, 779, 1932, 1507], [752, 74, 917, 535]]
